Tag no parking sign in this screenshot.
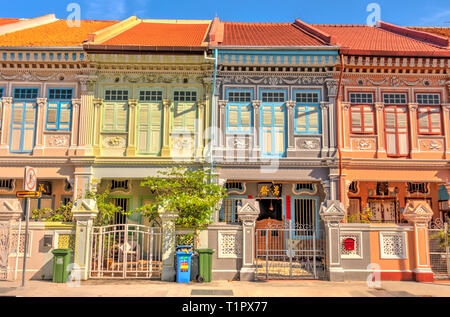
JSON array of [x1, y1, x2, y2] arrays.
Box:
[[24, 166, 37, 191]]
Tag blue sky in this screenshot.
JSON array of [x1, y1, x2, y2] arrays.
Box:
[[2, 0, 450, 26]]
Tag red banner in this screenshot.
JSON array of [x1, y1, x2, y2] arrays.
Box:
[[286, 196, 291, 220]]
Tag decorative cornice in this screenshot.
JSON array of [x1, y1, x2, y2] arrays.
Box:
[[218, 100, 228, 108], [251, 100, 261, 108], [71, 98, 81, 108], [36, 97, 46, 107], [128, 99, 138, 108], [375, 102, 385, 112], [93, 98, 103, 107], [408, 103, 418, 112]]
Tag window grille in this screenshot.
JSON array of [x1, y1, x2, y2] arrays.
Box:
[[225, 182, 244, 191], [111, 180, 129, 191], [293, 198, 317, 232], [376, 182, 389, 196], [294, 183, 315, 192], [111, 198, 129, 225], [407, 182, 429, 194], [220, 198, 241, 223], [0, 179, 14, 190]]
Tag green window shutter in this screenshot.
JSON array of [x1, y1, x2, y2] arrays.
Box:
[[103, 104, 115, 130], [116, 104, 128, 131]]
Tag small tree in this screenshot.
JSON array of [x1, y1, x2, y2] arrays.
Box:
[[85, 190, 131, 226], [135, 167, 227, 246]]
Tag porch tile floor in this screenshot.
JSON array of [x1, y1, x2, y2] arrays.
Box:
[[0, 280, 449, 297]]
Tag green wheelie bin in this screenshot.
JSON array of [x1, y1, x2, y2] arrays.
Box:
[[197, 249, 214, 283], [51, 249, 73, 283]]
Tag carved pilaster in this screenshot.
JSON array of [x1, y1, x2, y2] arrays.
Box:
[[161, 99, 172, 157], [126, 99, 138, 156]]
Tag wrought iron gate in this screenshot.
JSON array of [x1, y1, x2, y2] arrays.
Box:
[[90, 224, 162, 279], [0, 222, 10, 280], [255, 223, 326, 280], [429, 220, 449, 279]]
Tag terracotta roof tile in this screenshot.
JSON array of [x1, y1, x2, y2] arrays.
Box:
[[407, 27, 450, 39], [0, 20, 117, 47], [220, 22, 326, 46], [102, 21, 210, 47], [313, 25, 449, 56]]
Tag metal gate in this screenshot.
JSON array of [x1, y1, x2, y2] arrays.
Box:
[[429, 220, 449, 279], [90, 224, 162, 279], [255, 222, 326, 280], [0, 222, 10, 280]]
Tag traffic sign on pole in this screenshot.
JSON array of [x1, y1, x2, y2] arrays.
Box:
[[16, 191, 41, 198], [24, 167, 37, 192]]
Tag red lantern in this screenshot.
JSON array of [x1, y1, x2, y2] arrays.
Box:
[[343, 238, 355, 251]]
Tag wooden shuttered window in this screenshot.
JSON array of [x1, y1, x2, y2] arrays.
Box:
[[295, 91, 321, 134], [137, 103, 162, 154], [11, 102, 36, 152], [385, 106, 409, 157], [350, 105, 375, 134], [226, 90, 252, 133], [172, 102, 196, 132], [417, 107, 441, 135], [102, 103, 128, 132]]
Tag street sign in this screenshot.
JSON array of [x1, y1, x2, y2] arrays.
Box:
[[16, 191, 41, 198], [24, 167, 37, 191]]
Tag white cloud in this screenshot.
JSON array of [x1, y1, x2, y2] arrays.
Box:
[[418, 9, 450, 26]]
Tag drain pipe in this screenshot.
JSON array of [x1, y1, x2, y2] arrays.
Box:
[[335, 53, 345, 203]]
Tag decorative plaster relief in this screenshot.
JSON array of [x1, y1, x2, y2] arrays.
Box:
[[103, 136, 127, 148], [351, 138, 376, 151], [297, 139, 320, 150], [419, 139, 443, 152], [380, 232, 407, 259], [47, 135, 70, 147]]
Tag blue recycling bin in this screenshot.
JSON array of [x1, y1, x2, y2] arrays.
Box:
[[176, 245, 193, 283]]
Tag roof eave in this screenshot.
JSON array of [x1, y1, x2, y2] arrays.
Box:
[[341, 48, 450, 58], [83, 44, 208, 53], [0, 46, 83, 51]]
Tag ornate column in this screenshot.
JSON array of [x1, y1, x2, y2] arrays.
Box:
[[237, 199, 260, 281], [320, 101, 331, 157], [341, 102, 351, 150], [403, 201, 434, 282], [408, 103, 419, 155], [33, 97, 47, 155], [195, 100, 206, 158], [286, 100, 296, 157], [217, 100, 227, 150], [251, 100, 261, 158], [92, 98, 103, 156], [69, 98, 81, 156], [320, 200, 346, 281], [126, 99, 138, 156], [159, 210, 179, 282], [375, 102, 386, 157], [442, 104, 450, 159], [0, 97, 12, 152], [77, 75, 97, 156], [72, 199, 98, 280], [161, 99, 172, 157]]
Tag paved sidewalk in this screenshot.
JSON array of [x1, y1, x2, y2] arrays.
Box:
[[0, 279, 449, 297]]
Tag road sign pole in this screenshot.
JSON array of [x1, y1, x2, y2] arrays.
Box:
[[21, 197, 30, 287]]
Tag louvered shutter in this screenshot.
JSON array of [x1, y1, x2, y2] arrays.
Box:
[[240, 106, 251, 127], [297, 107, 307, 132], [363, 106, 374, 132], [103, 104, 115, 130], [138, 104, 149, 153], [47, 108, 58, 124], [430, 109, 441, 133], [60, 104, 71, 124], [116, 104, 128, 131], [309, 107, 319, 132], [351, 107, 362, 132], [418, 109, 429, 133]]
